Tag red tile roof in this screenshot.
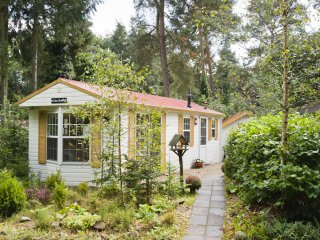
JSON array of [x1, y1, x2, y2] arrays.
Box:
[[18, 78, 224, 116]]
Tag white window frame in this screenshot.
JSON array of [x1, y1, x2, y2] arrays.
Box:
[[200, 118, 207, 145], [62, 112, 90, 163], [212, 119, 216, 141], [46, 112, 58, 162]]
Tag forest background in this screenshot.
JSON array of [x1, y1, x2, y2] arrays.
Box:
[[0, 0, 319, 117]]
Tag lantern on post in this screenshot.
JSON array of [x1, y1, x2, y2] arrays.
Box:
[[169, 134, 189, 189]]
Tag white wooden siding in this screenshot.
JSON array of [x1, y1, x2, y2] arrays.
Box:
[[165, 112, 222, 170], [221, 116, 250, 161], [20, 83, 96, 107]]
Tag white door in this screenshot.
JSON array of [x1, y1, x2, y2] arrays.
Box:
[[199, 117, 207, 162]]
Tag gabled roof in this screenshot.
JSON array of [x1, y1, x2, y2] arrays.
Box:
[[17, 78, 224, 117], [222, 111, 251, 128]]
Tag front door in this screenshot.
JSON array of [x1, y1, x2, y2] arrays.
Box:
[[199, 117, 207, 162]]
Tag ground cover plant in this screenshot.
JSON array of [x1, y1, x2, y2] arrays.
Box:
[[0, 166, 196, 239], [223, 188, 320, 240], [223, 113, 320, 238]]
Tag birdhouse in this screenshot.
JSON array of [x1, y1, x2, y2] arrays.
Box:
[[169, 134, 189, 152]]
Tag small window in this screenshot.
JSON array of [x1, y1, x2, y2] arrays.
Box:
[[212, 120, 216, 140], [200, 118, 207, 145], [62, 113, 89, 162], [47, 113, 58, 161], [183, 118, 190, 143]]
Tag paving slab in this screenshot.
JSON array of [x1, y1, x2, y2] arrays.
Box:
[[211, 195, 225, 201], [209, 208, 225, 216], [188, 225, 206, 236], [190, 215, 207, 225], [192, 207, 209, 215], [207, 215, 224, 225], [212, 185, 224, 191], [206, 226, 223, 237], [194, 199, 210, 208], [210, 201, 225, 208]]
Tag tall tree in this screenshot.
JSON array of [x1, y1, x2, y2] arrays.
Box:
[[280, 0, 289, 165], [0, 1, 9, 112], [134, 0, 170, 97], [16, 0, 100, 91]]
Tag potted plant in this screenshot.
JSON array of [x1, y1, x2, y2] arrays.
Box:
[[193, 159, 204, 169], [185, 176, 202, 194]]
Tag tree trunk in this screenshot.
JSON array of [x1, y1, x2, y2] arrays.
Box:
[[204, 31, 214, 96], [280, 0, 289, 166], [31, 3, 40, 92], [0, 2, 8, 116], [118, 104, 125, 207], [198, 25, 206, 78], [178, 151, 184, 191], [155, 0, 170, 97]]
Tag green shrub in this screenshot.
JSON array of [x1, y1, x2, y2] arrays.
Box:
[[160, 211, 176, 225], [123, 155, 161, 204], [77, 182, 88, 196], [185, 176, 201, 194], [60, 203, 101, 230], [53, 183, 67, 209], [159, 163, 182, 198], [34, 208, 53, 229], [100, 206, 135, 231], [45, 172, 62, 191], [0, 170, 26, 217], [136, 204, 162, 223], [224, 113, 320, 219], [261, 219, 320, 240], [98, 179, 120, 198]]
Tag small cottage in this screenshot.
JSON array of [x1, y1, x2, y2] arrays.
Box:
[[221, 111, 251, 160], [17, 78, 224, 185]]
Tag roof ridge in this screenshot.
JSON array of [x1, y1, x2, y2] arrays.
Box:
[[62, 78, 218, 112]]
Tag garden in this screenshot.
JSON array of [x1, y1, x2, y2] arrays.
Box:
[[222, 112, 320, 239], [0, 167, 199, 240]]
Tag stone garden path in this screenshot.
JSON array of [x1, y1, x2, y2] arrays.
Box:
[[184, 171, 225, 240]]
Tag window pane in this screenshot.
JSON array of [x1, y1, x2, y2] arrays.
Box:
[[184, 118, 190, 130], [201, 118, 207, 145], [47, 138, 57, 161], [63, 138, 89, 162], [184, 131, 190, 143]]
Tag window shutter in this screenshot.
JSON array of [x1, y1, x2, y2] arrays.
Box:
[[90, 118, 102, 168], [190, 116, 194, 147], [128, 109, 136, 159], [178, 114, 183, 135], [38, 110, 47, 164], [161, 112, 166, 172], [208, 118, 212, 141], [215, 118, 219, 141]]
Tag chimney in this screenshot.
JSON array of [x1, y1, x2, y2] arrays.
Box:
[[59, 72, 68, 79], [187, 90, 192, 108]]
